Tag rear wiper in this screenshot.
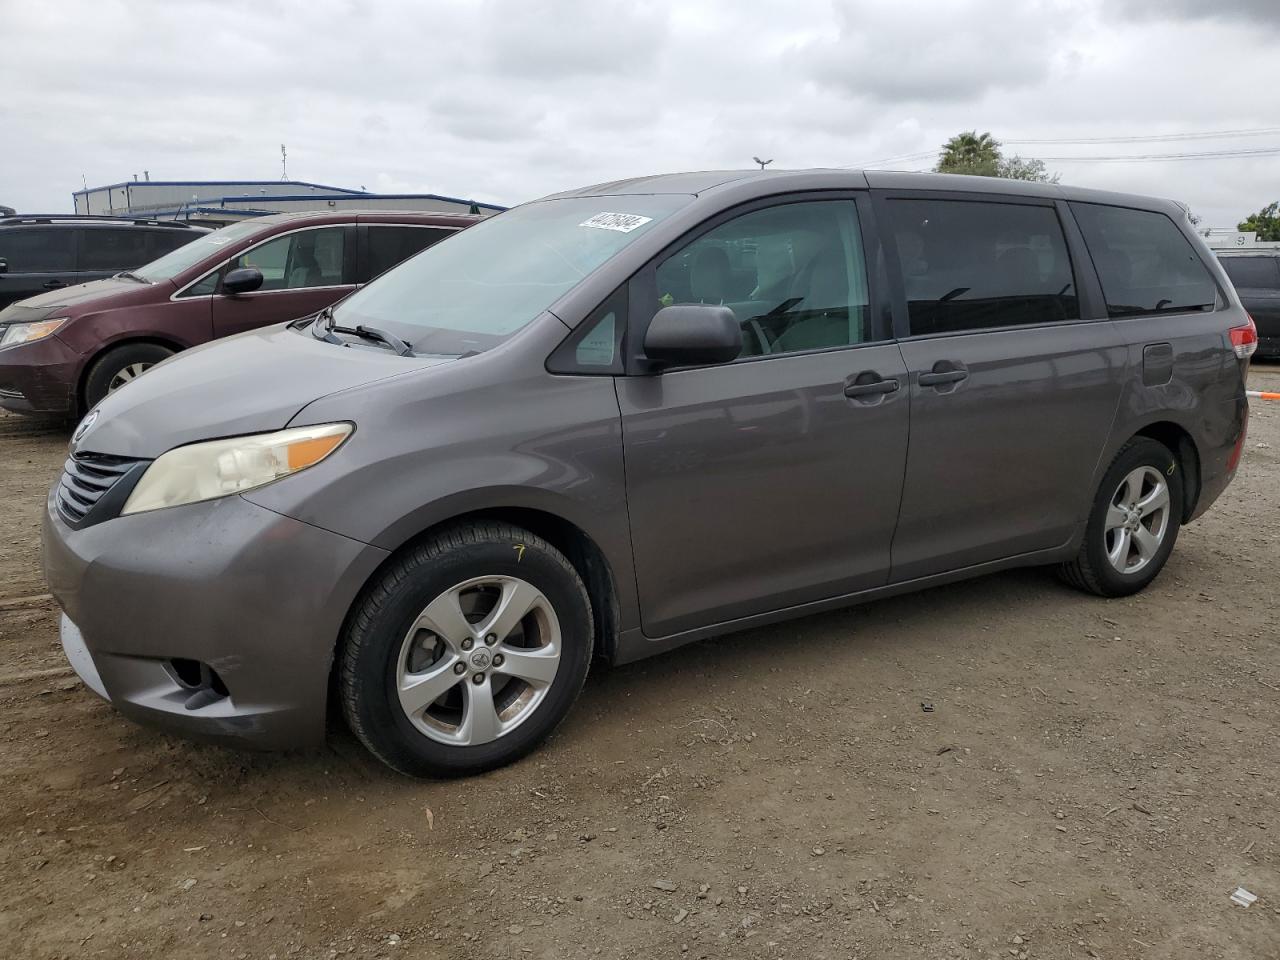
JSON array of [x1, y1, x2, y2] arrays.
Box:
[[332, 323, 415, 357], [114, 271, 151, 284]]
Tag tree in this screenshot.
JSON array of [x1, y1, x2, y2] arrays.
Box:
[[934, 131, 1060, 183], [1238, 201, 1280, 241], [935, 131, 1001, 177], [996, 155, 1060, 184]]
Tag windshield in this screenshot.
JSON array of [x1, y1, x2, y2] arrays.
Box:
[[133, 220, 265, 282], [330, 195, 691, 356]]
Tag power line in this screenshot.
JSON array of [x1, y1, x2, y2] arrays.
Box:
[[1007, 125, 1280, 145], [855, 125, 1280, 168], [1034, 145, 1280, 162]]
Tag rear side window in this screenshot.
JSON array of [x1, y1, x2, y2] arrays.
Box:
[[147, 229, 198, 260], [1071, 203, 1217, 316], [365, 226, 451, 281], [79, 228, 151, 270], [884, 198, 1078, 336], [0, 228, 75, 272], [1219, 256, 1280, 290]]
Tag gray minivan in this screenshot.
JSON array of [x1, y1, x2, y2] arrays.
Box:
[[42, 170, 1254, 777]]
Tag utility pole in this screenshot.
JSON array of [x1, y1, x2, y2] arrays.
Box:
[[281, 144, 288, 181]]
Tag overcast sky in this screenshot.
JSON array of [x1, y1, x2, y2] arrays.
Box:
[[3, 0, 1278, 227]]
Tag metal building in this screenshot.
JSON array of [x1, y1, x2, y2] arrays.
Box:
[[72, 179, 504, 226]]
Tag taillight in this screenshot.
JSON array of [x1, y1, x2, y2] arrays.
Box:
[[1230, 316, 1258, 360]]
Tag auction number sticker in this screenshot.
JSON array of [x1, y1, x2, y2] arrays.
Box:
[[579, 212, 653, 233]]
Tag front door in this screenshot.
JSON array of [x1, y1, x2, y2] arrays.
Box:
[[880, 194, 1125, 582], [618, 197, 910, 638], [211, 225, 354, 338]]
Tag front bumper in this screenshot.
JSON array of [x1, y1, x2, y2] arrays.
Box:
[[0, 334, 81, 415], [43, 490, 389, 750]]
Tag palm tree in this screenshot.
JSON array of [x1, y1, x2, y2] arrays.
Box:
[[935, 131, 1001, 176]]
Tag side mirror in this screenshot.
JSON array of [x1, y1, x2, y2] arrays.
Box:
[[643, 304, 742, 369], [223, 266, 264, 295]]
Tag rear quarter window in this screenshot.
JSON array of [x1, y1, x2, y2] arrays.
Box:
[[1071, 203, 1218, 316]]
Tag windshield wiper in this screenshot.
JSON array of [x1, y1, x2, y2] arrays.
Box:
[[305, 307, 414, 356], [337, 324, 415, 357], [114, 271, 151, 284], [332, 323, 415, 357]]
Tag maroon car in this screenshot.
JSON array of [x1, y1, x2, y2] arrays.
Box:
[[0, 210, 478, 416]]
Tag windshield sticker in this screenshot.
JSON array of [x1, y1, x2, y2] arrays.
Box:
[[579, 212, 653, 234]]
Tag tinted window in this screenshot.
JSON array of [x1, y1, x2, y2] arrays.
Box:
[[1219, 256, 1280, 290], [147, 229, 199, 260], [885, 199, 1078, 336], [653, 200, 870, 358], [79, 228, 151, 270], [229, 227, 345, 291], [1072, 203, 1217, 316], [365, 226, 450, 280], [0, 228, 75, 272]]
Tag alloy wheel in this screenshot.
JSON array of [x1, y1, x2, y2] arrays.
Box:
[[1103, 465, 1171, 575], [107, 362, 154, 392], [395, 575, 562, 746]]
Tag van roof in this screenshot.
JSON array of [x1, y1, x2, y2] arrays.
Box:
[[542, 168, 1183, 215]]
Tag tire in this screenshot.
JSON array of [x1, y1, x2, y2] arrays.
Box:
[[340, 522, 594, 778], [1060, 437, 1183, 597], [83, 343, 175, 411]]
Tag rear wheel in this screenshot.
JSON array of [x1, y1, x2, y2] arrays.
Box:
[[83, 342, 175, 411], [1060, 437, 1183, 597], [340, 522, 594, 777]]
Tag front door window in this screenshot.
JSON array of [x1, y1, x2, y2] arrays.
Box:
[[653, 200, 870, 358], [229, 228, 346, 291]]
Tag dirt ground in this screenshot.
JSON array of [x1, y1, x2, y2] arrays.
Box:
[[1, 366, 1277, 960]]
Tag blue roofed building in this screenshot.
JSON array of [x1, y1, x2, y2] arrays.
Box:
[[72, 178, 505, 226]]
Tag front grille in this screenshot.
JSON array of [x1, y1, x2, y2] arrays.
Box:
[[56, 453, 146, 526]]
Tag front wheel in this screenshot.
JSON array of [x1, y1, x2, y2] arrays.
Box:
[[339, 522, 594, 777], [1060, 437, 1183, 597], [83, 342, 175, 411]]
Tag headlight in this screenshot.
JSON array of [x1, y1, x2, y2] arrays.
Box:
[[0, 318, 67, 348], [121, 423, 352, 516]]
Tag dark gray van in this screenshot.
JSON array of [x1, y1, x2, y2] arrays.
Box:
[[0, 215, 207, 309], [1216, 249, 1280, 357], [42, 170, 1254, 777]]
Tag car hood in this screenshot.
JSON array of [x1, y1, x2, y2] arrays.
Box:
[[0, 276, 166, 322], [74, 325, 450, 459]]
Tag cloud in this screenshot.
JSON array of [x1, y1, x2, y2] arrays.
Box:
[[795, 0, 1074, 104], [0, 0, 1278, 229], [1112, 0, 1280, 30]]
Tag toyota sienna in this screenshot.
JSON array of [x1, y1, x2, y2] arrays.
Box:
[[42, 170, 1254, 777]]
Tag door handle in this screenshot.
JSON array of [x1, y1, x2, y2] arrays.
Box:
[[844, 377, 900, 398], [42, 280, 67, 289], [918, 369, 968, 387]]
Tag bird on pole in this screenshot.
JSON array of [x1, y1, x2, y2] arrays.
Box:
[[753, 157, 774, 171]]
